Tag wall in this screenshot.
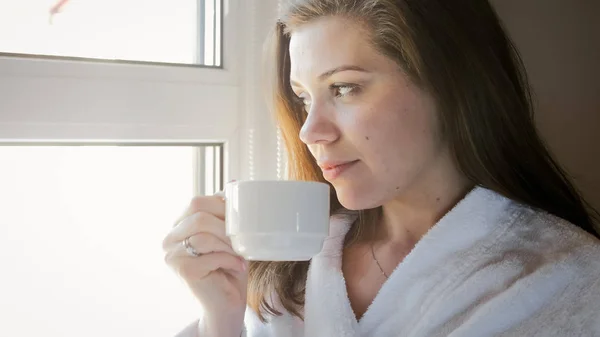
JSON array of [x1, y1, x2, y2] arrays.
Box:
[[491, 0, 600, 212]]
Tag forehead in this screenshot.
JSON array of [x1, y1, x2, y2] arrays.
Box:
[[288, 17, 376, 79]]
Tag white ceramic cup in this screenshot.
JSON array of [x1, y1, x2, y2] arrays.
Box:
[[225, 180, 330, 261]]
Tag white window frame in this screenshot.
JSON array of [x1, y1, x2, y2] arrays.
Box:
[[0, 0, 282, 183]]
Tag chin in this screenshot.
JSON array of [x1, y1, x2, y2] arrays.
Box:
[[332, 182, 383, 210]]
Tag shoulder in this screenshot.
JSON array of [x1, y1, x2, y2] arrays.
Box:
[[501, 202, 600, 267], [487, 199, 600, 285], [461, 202, 600, 335]]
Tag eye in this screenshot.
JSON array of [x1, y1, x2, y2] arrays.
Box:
[[331, 83, 360, 98], [292, 92, 312, 112]]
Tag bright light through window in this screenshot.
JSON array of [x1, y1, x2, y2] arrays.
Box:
[[0, 145, 221, 336], [0, 0, 221, 65]]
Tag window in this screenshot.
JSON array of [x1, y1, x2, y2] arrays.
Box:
[[0, 144, 222, 336], [0, 0, 222, 66], [0, 0, 282, 335]]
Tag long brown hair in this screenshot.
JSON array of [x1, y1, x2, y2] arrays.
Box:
[[248, 0, 600, 322]]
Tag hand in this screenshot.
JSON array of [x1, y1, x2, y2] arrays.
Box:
[[163, 194, 248, 336]]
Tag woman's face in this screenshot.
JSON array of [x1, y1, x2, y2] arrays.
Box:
[[289, 17, 448, 210]]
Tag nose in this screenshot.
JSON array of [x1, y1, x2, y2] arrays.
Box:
[[299, 102, 340, 145]]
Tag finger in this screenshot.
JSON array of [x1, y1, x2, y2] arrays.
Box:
[[168, 232, 237, 257], [164, 243, 243, 269], [163, 211, 230, 252], [168, 252, 246, 280], [173, 194, 226, 228]]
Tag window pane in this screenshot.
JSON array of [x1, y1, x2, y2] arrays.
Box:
[[0, 145, 221, 337], [0, 0, 222, 66]]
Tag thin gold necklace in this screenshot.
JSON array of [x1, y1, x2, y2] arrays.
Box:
[[371, 243, 389, 279]]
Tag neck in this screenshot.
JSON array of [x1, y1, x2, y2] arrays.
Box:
[[377, 157, 473, 246]]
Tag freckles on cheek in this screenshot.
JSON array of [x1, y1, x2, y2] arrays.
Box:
[[355, 108, 380, 143]]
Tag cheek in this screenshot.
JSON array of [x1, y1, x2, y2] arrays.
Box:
[[306, 144, 319, 159], [351, 95, 439, 167]]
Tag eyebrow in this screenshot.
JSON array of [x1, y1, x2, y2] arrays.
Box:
[[290, 65, 369, 87]]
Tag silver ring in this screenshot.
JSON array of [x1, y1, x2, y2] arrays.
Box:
[[183, 237, 202, 257]]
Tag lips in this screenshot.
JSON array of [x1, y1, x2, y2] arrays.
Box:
[[318, 160, 359, 180]]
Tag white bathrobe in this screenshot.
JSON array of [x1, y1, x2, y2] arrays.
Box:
[[178, 187, 600, 337]]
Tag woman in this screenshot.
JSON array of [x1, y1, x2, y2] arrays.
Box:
[[163, 0, 600, 336]]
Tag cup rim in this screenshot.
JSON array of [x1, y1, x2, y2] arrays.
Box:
[[226, 180, 329, 188], [228, 232, 328, 236]]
